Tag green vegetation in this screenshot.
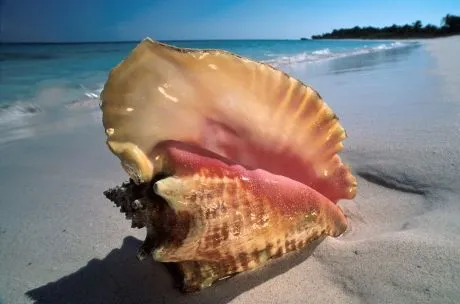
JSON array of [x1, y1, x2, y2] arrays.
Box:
[[311, 14, 460, 39]]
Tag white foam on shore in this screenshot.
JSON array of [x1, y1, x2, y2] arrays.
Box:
[[65, 86, 102, 110], [0, 102, 41, 124], [0, 85, 103, 144], [264, 41, 416, 67], [0, 85, 102, 125]]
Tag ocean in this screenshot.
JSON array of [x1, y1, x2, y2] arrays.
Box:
[[0, 39, 418, 144], [2, 35, 460, 304]]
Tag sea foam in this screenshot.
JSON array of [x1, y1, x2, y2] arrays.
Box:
[[0, 85, 102, 125], [264, 41, 416, 67]]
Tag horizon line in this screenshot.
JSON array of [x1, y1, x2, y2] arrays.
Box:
[[0, 38, 314, 45]]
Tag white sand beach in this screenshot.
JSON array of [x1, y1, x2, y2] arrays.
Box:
[[1, 36, 459, 303]]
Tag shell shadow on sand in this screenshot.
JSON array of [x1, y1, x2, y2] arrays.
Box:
[[26, 236, 323, 304]]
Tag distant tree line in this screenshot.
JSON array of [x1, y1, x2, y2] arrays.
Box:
[[311, 14, 460, 39]]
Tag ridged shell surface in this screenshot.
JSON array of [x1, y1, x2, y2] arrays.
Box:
[[101, 38, 357, 292], [101, 38, 356, 202]]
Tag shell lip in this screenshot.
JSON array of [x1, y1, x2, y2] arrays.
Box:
[[99, 38, 357, 202]]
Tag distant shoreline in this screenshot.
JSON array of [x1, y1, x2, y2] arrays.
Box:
[[311, 14, 460, 40], [312, 34, 459, 40]]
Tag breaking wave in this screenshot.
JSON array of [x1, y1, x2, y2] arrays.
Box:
[[0, 102, 41, 124], [0, 85, 102, 125], [65, 86, 102, 109], [264, 41, 417, 67]]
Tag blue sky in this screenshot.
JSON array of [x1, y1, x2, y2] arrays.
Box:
[[1, 0, 459, 42]]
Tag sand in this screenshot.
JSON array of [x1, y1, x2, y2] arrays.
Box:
[[1, 36, 459, 304]]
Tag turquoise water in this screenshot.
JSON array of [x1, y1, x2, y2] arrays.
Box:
[[0, 39, 418, 143]]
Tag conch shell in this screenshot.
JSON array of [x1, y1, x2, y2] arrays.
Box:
[[101, 38, 357, 292]]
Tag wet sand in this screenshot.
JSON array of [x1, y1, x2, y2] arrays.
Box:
[[0, 36, 459, 303]]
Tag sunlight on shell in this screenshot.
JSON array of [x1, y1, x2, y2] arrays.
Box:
[[100, 38, 358, 292], [101, 38, 357, 202]]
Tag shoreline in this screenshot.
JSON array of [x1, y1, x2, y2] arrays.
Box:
[[0, 36, 459, 303], [310, 34, 460, 40]]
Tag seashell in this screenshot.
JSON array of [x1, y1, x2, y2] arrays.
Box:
[[101, 38, 357, 292]]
